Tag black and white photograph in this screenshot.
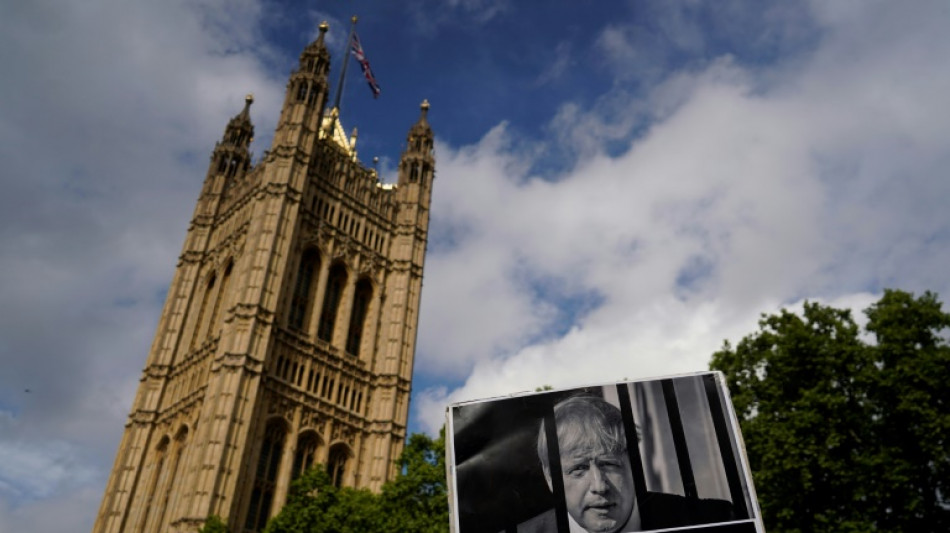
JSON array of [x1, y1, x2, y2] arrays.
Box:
[[447, 372, 764, 533]]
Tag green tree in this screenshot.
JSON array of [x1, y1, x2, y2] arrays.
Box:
[[263, 431, 448, 533], [199, 515, 230, 533], [263, 468, 382, 533], [378, 431, 449, 533], [864, 290, 950, 531], [711, 290, 950, 532]]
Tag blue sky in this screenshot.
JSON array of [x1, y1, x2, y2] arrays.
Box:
[[2, 0, 950, 531]]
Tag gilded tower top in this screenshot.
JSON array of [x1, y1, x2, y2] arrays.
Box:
[[319, 107, 358, 159]]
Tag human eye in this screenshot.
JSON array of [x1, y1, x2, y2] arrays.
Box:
[[565, 463, 588, 477]]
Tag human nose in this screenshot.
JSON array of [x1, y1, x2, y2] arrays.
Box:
[[589, 463, 607, 494]]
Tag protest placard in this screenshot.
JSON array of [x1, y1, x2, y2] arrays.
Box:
[[447, 372, 764, 533]]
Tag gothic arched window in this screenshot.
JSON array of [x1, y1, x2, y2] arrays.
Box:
[[208, 261, 232, 338], [291, 432, 321, 480], [139, 436, 170, 531], [190, 273, 216, 351], [154, 427, 188, 531], [289, 249, 320, 331], [345, 279, 372, 356], [327, 444, 349, 488], [317, 264, 347, 342], [245, 420, 286, 532]]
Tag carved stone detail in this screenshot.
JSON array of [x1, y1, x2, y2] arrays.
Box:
[[330, 422, 356, 445], [267, 392, 295, 424], [301, 409, 323, 431]]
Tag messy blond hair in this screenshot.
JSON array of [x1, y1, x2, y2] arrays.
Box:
[[537, 395, 628, 472]]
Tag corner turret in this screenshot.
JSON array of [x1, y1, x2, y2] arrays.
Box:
[[195, 94, 256, 223], [397, 100, 434, 188], [271, 22, 331, 156], [395, 100, 435, 230], [216, 94, 255, 178]]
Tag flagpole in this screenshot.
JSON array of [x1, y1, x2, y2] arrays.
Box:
[[332, 15, 358, 113]]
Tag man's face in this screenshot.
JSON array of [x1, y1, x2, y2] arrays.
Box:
[[559, 448, 635, 533]]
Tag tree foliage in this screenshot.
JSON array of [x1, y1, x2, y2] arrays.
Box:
[[263, 430, 448, 533], [711, 289, 950, 532], [377, 432, 450, 533], [198, 515, 230, 533]]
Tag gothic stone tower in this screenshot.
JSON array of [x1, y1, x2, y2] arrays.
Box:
[[94, 23, 435, 533]]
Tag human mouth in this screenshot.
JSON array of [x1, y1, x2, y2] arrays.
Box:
[[585, 501, 615, 514]]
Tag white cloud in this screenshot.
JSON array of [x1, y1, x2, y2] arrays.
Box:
[[0, 0, 285, 530], [414, 0, 950, 433], [0, 435, 97, 500], [0, 485, 104, 533]]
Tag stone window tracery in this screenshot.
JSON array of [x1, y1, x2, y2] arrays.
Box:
[[345, 278, 373, 356], [190, 273, 216, 351], [289, 249, 320, 331], [148, 427, 188, 532], [208, 261, 232, 338], [317, 264, 346, 342], [138, 436, 169, 530], [291, 432, 321, 480], [245, 420, 286, 532], [327, 444, 349, 488]]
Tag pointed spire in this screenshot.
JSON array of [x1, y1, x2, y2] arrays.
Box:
[[232, 93, 254, 126], [222, 93, 255, 147], [410, 99, 432, 137], [298, 21, 331, 77], [419, 99, 430, 122], [317, 20, 329, 44], [304, 21, 330, 55], [206, 96, 255, 193], [405, 99, 433, 152], [398, 100, 434, 189]]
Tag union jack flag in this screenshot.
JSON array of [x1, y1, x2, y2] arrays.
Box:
[[350, 33, 381, 98]]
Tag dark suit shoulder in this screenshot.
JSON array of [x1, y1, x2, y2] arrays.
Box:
[[513, 508, 557, 533], [641, 491, 735, 529]]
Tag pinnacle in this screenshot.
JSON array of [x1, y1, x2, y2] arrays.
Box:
[[411, 99, 432, 135], [305, 21, 330, 55], [238, 93, 254, 120]]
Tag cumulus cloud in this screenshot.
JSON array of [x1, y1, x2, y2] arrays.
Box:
[[413, 0, 950, 433], [0, 485, 103, 533], [0, 0, 284, 530], [0, 435, 97, 500]]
